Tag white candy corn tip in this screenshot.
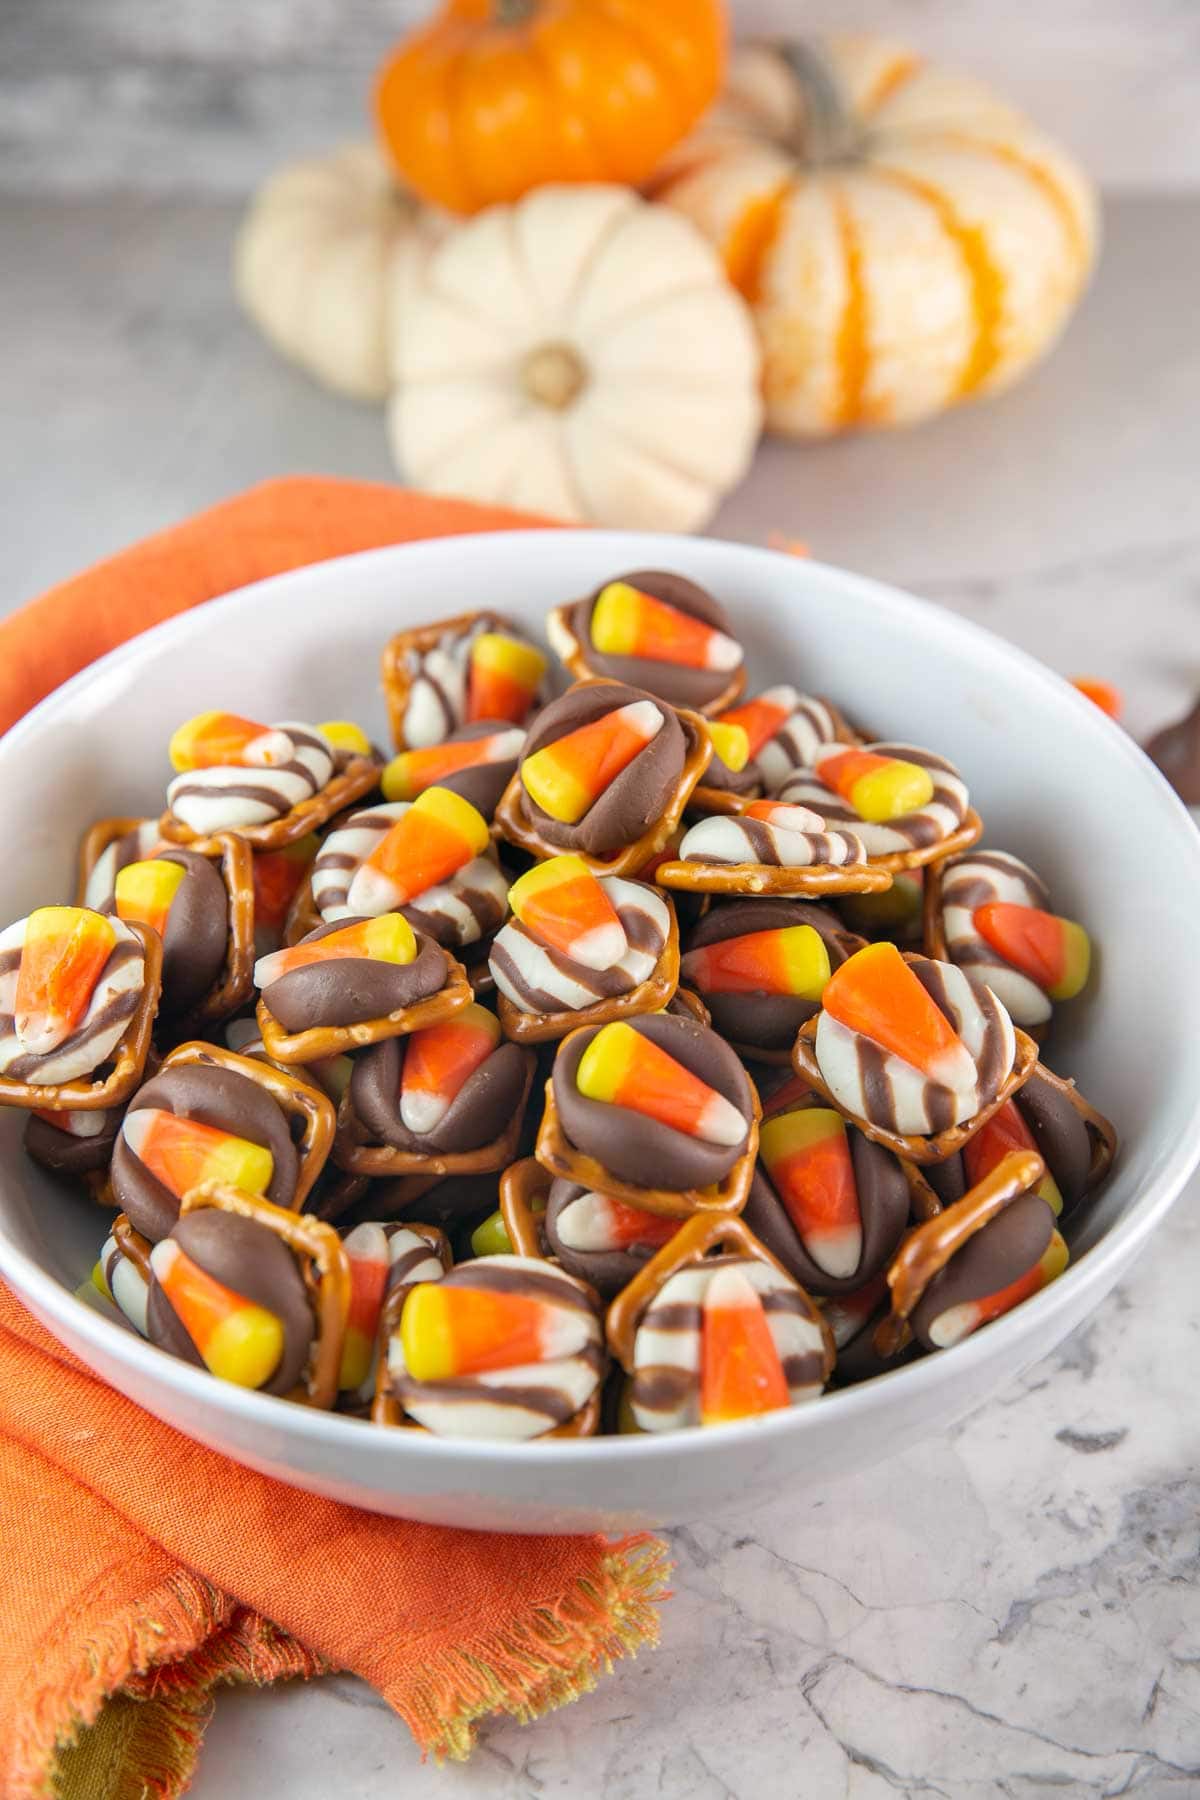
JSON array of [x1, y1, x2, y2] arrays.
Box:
[[342, 1222, 389, 1264], [703, 1262, 760, 1314], [705, 629, 744, 673], [253, 948, 287, 989], [244, 728, 294, 768], [345, 864, 401, 917], [400, 1090, 449, 1135], [696, 1089, 750, 1148], [758, 685, 800, 712], [14, 1012, 68, 1057], [805, 1222, 864, 1282], [621, 700, 666, 743], [570, 919, 629, 973], [928, 1301, 981, 1348]]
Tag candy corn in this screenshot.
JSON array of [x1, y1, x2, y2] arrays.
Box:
[[338, 1222, 393, 1392], [467, 633, 547, 724], [927, 1231, 1069, 1348], [706, 721, 750, 773], [521, 701, 663, 824], [122, 1109, 273, 1200], [14, 907, 116, 1056], [254, 914, 417, 991], [400, 1277, 592, 1380], [400, 1003, 501, 1134], [815, 747, 934, 824], [576, 1022, 747, 1147], [114, 859, 186, 940], [508, 855, 627, 970], [318, 720, 372, 757], [150, 1237, 285, 1388], [972, 903, 1091, 1001], [759, 1108, 862, 1278], [169, 711, 292, 773], [554, 1190, 678, 1254], [682, 925, 831, 999], [718, 687, 799, 760], [381, 728, 525, 803], [251, 834, 318, 935], [346, 787, 490, 915], [590, 581, 742, 673], [699, 1264, 790, 1425], [822, 942, 975, 1090], [743, 799, 827, 831], [964, 1103, 1064, 1215]]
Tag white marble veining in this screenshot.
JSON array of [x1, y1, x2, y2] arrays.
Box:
[[2, 184, 1199, 1793]]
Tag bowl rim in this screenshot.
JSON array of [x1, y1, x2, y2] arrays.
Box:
[[3, 527, 1198, 1469]]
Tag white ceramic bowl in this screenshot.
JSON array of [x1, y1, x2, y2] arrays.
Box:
[[2, 531, 1198, 1533]]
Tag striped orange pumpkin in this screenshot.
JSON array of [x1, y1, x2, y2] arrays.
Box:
[[650, 37, 1098, 438]]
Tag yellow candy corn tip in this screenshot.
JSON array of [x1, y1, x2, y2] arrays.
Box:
[[1038, 1170, 1065, 1218], [204, 1304, 285, 1389], [470, 1211, 514, 1258], [760, 1106, 845, 1162], [590, 583, 642, 657], [206, 1135, 274, 1196], [780, 925, 832, 1001], [508, 853, 593, 911], [849, 761, 935, 824], [319, 720, 372, 756], [27, 904, 114, 951], [1041, 1231, 1070, 1281], [1048, 921, 1091, 1001], [576, 1022, 638, 1105], [168, 710, 222, 773], [472, 632, 547, 685], [380, 756, 416, 803], [707, 721, 750, 773], [338, 1327, 374, 1393], [521, 745, 592, 825], [114, 858, 186, 925], [412, 786, 491, 857], [361, 913, 419, 966], [400, 1283, 456, 1382], [91, 1260, 113, 1303]]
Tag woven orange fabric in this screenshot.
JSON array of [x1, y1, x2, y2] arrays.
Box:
[[0, 480, 666, 1800]]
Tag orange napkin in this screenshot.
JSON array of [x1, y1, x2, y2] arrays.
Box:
[[0, 480, 666, 1800]]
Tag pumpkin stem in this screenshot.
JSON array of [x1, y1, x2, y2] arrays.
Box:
[[521, 343, 588, 411], [776, 41, 860, 166]]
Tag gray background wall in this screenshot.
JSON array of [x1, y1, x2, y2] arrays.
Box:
[[3, 0, 1200, 195]]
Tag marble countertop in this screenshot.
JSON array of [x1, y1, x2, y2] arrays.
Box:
[[4, 189, 1199, 1796]]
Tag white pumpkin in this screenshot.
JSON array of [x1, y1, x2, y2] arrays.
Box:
[[652, 37, 1099, 437], [387, 184, 762, 532], [235, 142, 446, 402]]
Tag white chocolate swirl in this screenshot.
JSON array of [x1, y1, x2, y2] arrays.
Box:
[[490, 876, 669, 1014], [166, 721, 334, 834], [756, 695, 845, 794], [631, 1258, 828, 1433], [0, 916, 145, 1085], [678, 807, 867, 869], [779, 743, 969, 856], [84, 820, 162, 911], [101, 1234, 150, 1337], [940, 850, 1054, 1027], [815, 956, 1016, 1138], [389, 1257, 604, 1440], [403, 614, 542, 748], [312, 801, 507, 946]]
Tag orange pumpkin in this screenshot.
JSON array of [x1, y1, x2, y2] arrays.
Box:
[[651, 37, 1098, 438], [374, 0, 727, 216]]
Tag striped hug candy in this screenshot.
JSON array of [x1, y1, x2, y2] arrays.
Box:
[[490, 863, 670, 1015], [815, 942, 1017, 1138], [166, 715, 335, 835], [630, 1257, 828, 1433], [83, 819, 162, 910], [339, 1221, 445, 1401], [311, 800, 508, 948], [98, 1232, 150, 1338], [940, 849, 1090, 1026], [0, 908, 146, 1085], [403, 616, 546, 748], [389, 1257, 605, 1440], [911, 1197, 1069, 1351], [780, 742, 969, 854], [735, 692, 846, 794], [677, 801, 868, 869]]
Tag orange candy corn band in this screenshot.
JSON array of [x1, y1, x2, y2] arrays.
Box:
[[332, 1045, 535, 1178], [822, 941, 971, 1083], [590, 582, 742, 675], [381, 729, 523, 803], [576, 1022, 748, 1148], [466, 632, 546, 725], [973, 902, 1091, 1000], [759, 1108, 861, 1276], [508, 856, 626, 969], [399, 1003, 501, 1133], [521, 701, 664, 825], [546, 603, 747, 717], [255, 915, 418, 990], [700, 1265, 792, 1424], [14, 908, 116, 1057], [351, 788, 490, 914]]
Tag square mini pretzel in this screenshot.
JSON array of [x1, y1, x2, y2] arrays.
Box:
[[534, 1065, 762, 1220], [332, 1045, 536, 1178], [178, 1179, 352, 1409], [498, 1155, 554, 1260], [157, 755, 380, 854], [492, 683, 714, 878], [0, 923, 163, 1114], [159, 1039, 335, 1212], [496, 895, 681, 1045], [75, 815, 156, 906], [604, 1210, 836, 1379], [382, 610, 486, 751], [789, 1013, 1040, 1165], [256, 941, 475, 1065]]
